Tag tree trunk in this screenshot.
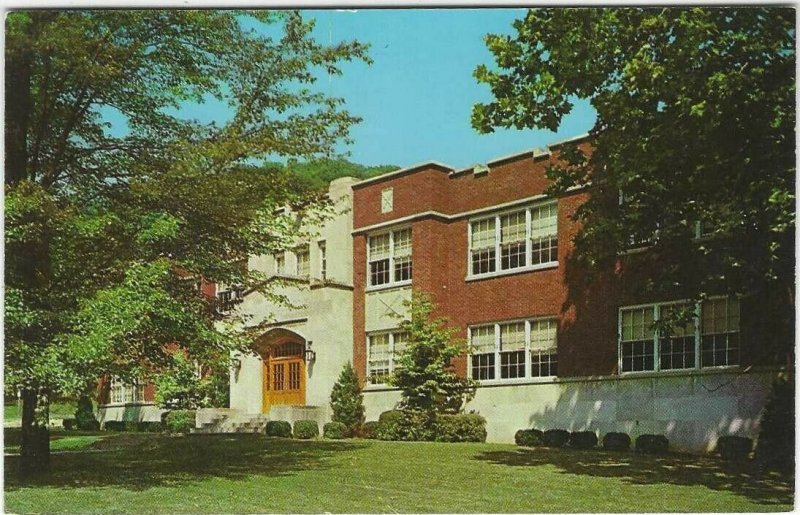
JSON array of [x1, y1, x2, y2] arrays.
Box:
[[19, 388, 50, 475], [5, 17, 33, 186]]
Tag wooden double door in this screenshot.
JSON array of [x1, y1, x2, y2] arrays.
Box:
[[262, 340, 306, 413]]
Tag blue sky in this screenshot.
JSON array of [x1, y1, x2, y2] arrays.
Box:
[[179, 9, 597, 170]]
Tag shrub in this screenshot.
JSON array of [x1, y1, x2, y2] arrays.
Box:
[[434, 413, 487, 442], [717, 436, 753, 461], [62, 418, 76, 430], [75, 395, 98, 430], [359, 421, 379, 439], [635, 434, 669, 454], [294, 420, 319, 439], [330, 362, 364, 436], [104, 421, 126, 431], [137, 421, 163, 433], [265, 420, 292, 438], [323, 421, 348, 439], [756, 378, 794, 472], [515, 429, 544, 447], [376, 409, 435, 441], [569, 431, 598, 449], [602, 432, 631, 451], [542, 429, 570, 447], [164, 409, 196, 434]]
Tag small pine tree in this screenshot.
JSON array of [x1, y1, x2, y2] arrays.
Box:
[[755, 376, 795, 472], [390, 292, 477, 415], [330, 362, 364, 435]]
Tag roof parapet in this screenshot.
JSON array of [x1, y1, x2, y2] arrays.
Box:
[[352, 161, 453, 188]]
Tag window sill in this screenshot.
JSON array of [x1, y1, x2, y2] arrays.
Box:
[[100, 402, 155, 408], [465, 262, 558, 282], [619, 365, 740, 378], [363, 384, 398, 393], [475, 376, 557, 387], [365, 281, 412, 294]]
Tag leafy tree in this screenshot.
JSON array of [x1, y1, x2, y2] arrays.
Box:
[[289, 158, 397, 191], [153, 352, 229, 410], [390, 292, 477, 415], [5, 10, 369, 472], [329, 362, 364, 436], [473, 8, 795, 357]]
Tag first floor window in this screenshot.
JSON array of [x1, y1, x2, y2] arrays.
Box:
[[470, 317, 558, 381], [367, 330, 409, 384], [110, 377, 144, 404], [619, 296, 740, 374]]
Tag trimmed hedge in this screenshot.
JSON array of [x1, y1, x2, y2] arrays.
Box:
[[602, 432, 631, 452], [635, 434, 669, 454], [717, 436, 753, 461], [569, 431, 598, 449], [104, 420, 163, 432], [323, 421, 348, 440], [265, 420, 292, 438], [164, 410, 196, 434], [62, 418, 76, 430], [514, 429, 543, 447], [376, 410, 435, 441], [542, 429, 570, 448], [435, 413, 487, 443], [294, 420, 319, 439], [138, 421, 163, 432], [359, 421, 379, 439]]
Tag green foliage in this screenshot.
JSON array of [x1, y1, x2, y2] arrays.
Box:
[[289, 159, 397, 192], [164, 410, 196, 434], [474, 8, 795, 355], [5, 10, 369, 464], [62, 418, 76, 431], [293, 420, 319, 440], [515, 429, 544, 447], [717, 436, 753, 461], [434, 413, 487, 443], [265, 420, 292, 438], [154, 352, 228, 410], [323, 421, 348, 440], [755, 378, 794, 472], [389, 292, 477, 415], [329, 362, 364, 436], [635, 434, 669, 454], [602, 432, 631, 452], [569, 431, 598, 449], [376, 409, 436, 441], [359, 421, 379, 439], [74, 395, 97, 431], [542, 429, 570, 448]]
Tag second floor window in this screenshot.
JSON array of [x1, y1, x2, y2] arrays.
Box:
[[469, 200, 558, 277], [368, 228, 412, 287], [318, 241, 327, 280], [274, 253, 285, 274], [295, 246, 310, 277]]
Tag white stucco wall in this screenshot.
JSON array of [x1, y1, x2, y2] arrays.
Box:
[[363, 368, 778, 453], [97, 403, 166, 424]]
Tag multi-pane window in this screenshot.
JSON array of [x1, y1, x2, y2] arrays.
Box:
[[500, 213, 527, 270], [530, 319, 558, 377], [318, 241, 327, 280], [469, 201, 558, 277], [368, 228, 412, 287], [530, 202, 558, 265], [367, 330, 409, 384], [274, 253, 285, 274], [470, 318, 559, 382], [216, 287, 244, 314], [469, 326, 496, 380], [701, 297, 740, 368], [109, 377, 145, 404], [619, 297, 740, 374], [295, 246, 310, 277], [499, 322, 526, 379]]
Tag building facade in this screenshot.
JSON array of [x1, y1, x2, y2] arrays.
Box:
[[350, 136, 781, 452]]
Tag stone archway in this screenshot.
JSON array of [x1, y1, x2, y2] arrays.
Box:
[[254, 328, 307, 414]]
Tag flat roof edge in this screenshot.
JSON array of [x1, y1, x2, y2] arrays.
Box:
[[352, 161, 453, 188]]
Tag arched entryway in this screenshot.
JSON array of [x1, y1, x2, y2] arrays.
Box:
[[255, 329, 307, 413]]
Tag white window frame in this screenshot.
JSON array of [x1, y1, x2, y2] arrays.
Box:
[[467, 200, 558, 281], [366, 330, 409, 385], [318, 240, 327, 280], [618, 296, 740, 375], [366, 226, 412, 291], [109, 377, 145, 405], [467, 317, 558, 383], [295, 245, 310, 277]]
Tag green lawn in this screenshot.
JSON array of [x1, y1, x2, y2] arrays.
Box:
[[4, 401, 80, 423], [4, 432, 793, 513]]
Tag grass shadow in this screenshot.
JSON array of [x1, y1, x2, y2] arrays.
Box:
[[473, 446, 794, 507], [5, 432, 367, 492]]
